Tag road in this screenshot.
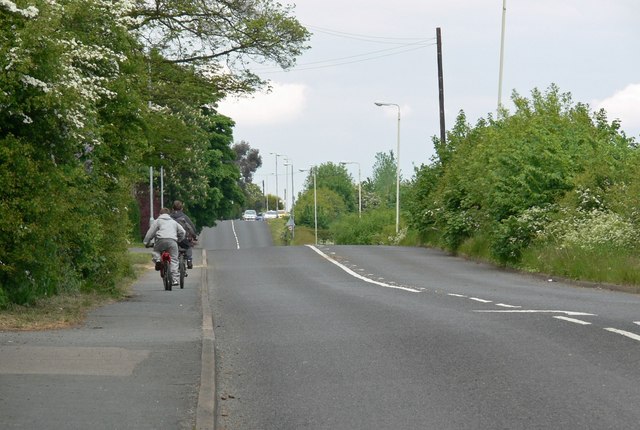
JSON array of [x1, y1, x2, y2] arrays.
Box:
[[207, 220, 640, 430]]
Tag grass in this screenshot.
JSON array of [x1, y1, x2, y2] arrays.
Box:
[[0, 251, 151, 331], [519, 244, 640, 289], [266, 218, 318, 246]]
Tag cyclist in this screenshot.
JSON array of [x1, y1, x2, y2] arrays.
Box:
[[143, 207, 186, 286], [170, 200, 197, 269]]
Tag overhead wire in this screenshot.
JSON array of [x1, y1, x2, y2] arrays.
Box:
[[252, 24, 436, 74]]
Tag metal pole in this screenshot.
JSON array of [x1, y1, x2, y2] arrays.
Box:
[[313, 168, 317, 245], [160, 165, 164, 209], [498, 0, 507, 112], [436, 27, 446, 146], [270, 153, 281, 214], [357, 164, 362, 218], [395, 107, 401, 234], [284, 158, 289, 214], [149, 166, 154, 223], [374, 102, 401, 233]]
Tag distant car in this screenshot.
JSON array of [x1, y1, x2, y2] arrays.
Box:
[[264, 210, 278, 219], [242, 209, 257, 221]]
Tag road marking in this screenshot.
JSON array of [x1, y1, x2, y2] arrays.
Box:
[[604, 328, 640, 342], [475, 310, 596, 316], [469, 297, 492, 303], [306, 245, 421, 293], [554, 316, 592, 325], [230, 220, 240, 249], [496, 303, 521, 308], [634, 322, 640, 326], [448, 293, 466, 298]]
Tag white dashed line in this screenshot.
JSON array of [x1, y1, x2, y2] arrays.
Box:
[[475, 310, 596, 316], [306, 245, 421, 293], [469, 297, 492, 303], [554, 316, 592, 325], [604, 328, 640, 342], [496, 303, 521, 308], [448, 293, 467, 298]]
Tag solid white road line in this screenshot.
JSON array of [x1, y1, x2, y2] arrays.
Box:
[[306, 245, 421, 293], [554, 316, 592, 325], [604, 328, 640, 342], [230, 220, 240, 249]]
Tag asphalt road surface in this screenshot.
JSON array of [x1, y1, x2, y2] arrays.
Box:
[[205, 220, 640, 430]]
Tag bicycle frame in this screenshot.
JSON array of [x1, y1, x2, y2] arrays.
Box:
[[160, 250, 172, 291]]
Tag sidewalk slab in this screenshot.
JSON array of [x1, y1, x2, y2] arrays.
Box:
[[0, 254, 205, 430]]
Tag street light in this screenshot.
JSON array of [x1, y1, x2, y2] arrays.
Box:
[[300, 167, 317, 245], [340, 161, 361, 218], [284, 159, 295, 216], [269, 152, 282, 216], [374, 102, 401, 233]]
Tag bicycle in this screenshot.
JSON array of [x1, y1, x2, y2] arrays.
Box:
[[160, 250, 173, 291], [177, 247, 187, 289], [146, 243, 173, 291]]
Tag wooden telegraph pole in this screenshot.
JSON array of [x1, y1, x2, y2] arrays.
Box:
[[436, 27, 446, 146]]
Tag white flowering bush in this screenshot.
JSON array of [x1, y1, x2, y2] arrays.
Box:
[[543, 209, 639, 251]]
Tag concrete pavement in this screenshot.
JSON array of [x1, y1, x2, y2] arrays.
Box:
[[0, 248, 215, 430]]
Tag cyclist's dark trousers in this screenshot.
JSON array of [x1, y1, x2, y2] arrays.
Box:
[[178, 239, 193, 260]]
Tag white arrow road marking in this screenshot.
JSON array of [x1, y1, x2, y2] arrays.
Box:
[[306, 245, 421, 293], [554, 316, 592, 325]]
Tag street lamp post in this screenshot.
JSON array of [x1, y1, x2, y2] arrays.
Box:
[[340, 161, 361, 218], [300, 167, 317, 245], [374, 102, 401, 233], [270, 152, 282, 215]]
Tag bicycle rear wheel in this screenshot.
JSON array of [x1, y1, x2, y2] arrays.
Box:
[[179, 254, 185, 289], [163, 260, 172, 291]]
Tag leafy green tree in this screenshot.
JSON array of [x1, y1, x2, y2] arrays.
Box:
[[309, 162, 356, 212], [129, 0, 311, 94], [233, 140, 262, 187], [294, 188, 346, 229], [369, 151, 399, 208], [243, 183, 265, 211], [410, 84, 638, 263], [0, 0, 147, 304]]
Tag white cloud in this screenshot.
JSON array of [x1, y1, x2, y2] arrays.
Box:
[[217, 82, 308, 126], [594, 84, 640, 131]]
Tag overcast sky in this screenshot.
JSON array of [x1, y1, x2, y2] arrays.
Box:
[[218, 0, 640, 204]]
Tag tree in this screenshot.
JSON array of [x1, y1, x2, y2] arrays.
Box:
[[369, 151, 398, 208], [0, 0, 148, 304], [295, 188, 347, 229], [130, 0, 311, 94], [309, 162, 356, 212], [233, 140, 262, 186], [409, 84, 638, 262]]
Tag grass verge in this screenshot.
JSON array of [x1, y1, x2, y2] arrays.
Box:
[[0, 251, 151, 331]]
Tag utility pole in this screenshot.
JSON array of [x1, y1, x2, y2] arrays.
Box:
[[498, 0, 507, 112], [436, 27, 446, 146]]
